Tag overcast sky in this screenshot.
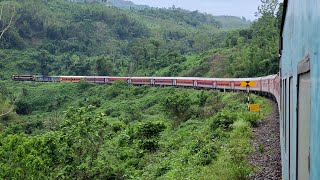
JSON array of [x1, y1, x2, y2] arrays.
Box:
[[130, 0, 263, 20]]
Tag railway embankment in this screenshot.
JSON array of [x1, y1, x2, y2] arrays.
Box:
[[248, 99, 282, 179]]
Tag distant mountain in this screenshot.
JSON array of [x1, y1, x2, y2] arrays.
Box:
[[213, 16, 251, 29], [68, 0, 149, 10], [67, 0, 250, 29], [107, 0, 149, 9]]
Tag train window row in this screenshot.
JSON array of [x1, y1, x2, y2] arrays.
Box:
[[282, 56, 311, 180]]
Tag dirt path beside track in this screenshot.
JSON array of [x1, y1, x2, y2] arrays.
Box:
[[248, 99, 282, 180]]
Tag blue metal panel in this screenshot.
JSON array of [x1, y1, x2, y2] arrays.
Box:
[[282, 0, 320, 179]]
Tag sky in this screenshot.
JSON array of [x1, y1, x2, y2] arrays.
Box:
[[129, 0, 262, 20]]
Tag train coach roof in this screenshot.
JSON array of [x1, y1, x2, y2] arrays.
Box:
[[59, 76, 87, 78], [130, 76, 274, 82], [49, 75, 278, 81]]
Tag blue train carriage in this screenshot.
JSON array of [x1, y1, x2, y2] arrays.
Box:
[[34, 75, 60, 82], [280, 0, 319, 179]]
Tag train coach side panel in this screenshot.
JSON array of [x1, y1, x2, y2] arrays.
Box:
[[131, 78, 152, 85], [196, 80, 214, 88], [281, 0, 320, 179], [176, 79, 194, 87], [154, 79, 174, 86]]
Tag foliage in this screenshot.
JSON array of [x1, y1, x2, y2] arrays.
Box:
[[0, 0, 247, 79], [0, 0, 280, 178], [211, 110, 237, 130], [161, 92, 191, 123], [136, 121, 166, 139], [197, 91, 209, 107], [180, 4, 282, 78], [15, 100, 32, 115], [0, 81, 273, 179], [137, 7, 222, 28], [0, 0, 279, 80]]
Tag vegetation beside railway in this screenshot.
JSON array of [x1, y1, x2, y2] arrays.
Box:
[[0, 81, 272, 179], [0, 0, 281, 178]]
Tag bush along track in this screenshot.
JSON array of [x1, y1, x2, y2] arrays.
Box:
[[0, 82, 273, 179]]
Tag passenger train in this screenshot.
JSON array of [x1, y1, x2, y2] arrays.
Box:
[[11, 0, 320, 179], [12, 74, 280, 104]]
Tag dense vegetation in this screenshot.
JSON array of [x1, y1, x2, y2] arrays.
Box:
[[0, 0, 281, 79], [0, 0, 253, 79], [0, 81, 271, 179], [69, 0, 150, 10], [0, 0, 281, 178]]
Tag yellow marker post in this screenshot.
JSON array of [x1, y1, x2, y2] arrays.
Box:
[[250, 104, 260, 112], [240, 81, 257, 111], [240, 81, 256, 87]]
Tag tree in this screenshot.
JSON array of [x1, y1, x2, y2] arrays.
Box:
[[136, 121, 166, 151], [95, 56, 112, 75], [276, 3, 284, 29], [0, 2, 16, 40], [256, 0, 279, 17], [161, 92, 191, 123], [59, 106, 109, 178]]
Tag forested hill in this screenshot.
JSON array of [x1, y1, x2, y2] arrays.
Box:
[[0, 1, 283, 178], [0, 0, 279, 80], [68, 0, 150, 10], [0, 0, 244, 79], [68, 0, 250, 29]]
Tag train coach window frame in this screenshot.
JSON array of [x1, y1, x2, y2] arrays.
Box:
[[289, 76, 293, 179], [296, 55, 310, 180], [284, 78, 287, 152]]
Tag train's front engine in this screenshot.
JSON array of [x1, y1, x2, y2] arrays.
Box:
[[12, 75, 35, 81]]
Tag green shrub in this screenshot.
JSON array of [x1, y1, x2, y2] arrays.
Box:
[[197, 91, 209, 107], [15, 100, 32, 115], [78, 80, 92, 91], [242, 112, 261, 127], [136, 122, 166, 152], [111, 121, 125, 133], [89, 97, 102, 107], [138, 139, 159, 152], [161, 92, 191, 123], [136, 122, 166, 139], [196, 143, 218, 165], [211, 110, 237, 130]]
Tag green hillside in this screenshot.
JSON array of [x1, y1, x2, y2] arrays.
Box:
[[0, 0, 232, 79], [68, 0, 150, 10], [0, 0, 280, 80], [0, 80, 272, 179], [214, 15, 251, 29], [0, 0, 282, 178]]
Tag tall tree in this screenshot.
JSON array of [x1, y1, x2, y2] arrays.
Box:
[[255, 0, 279, 17]]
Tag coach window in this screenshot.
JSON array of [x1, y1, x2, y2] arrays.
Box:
[[289, 76, 293, 178], [281, 79, 286, 141], [284, 78, 287, 152], [297, 56, 310, 180]]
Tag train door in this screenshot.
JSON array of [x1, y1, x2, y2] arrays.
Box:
[[297, 57, 310, 180]]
